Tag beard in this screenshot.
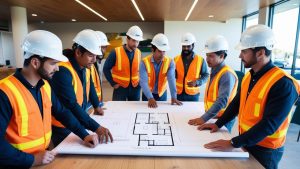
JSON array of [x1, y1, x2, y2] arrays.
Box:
[[37, 66, 53, 81], [242, 58, 257, 68], [181, 47, 194, 57]]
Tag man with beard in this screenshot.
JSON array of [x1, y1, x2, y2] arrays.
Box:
[[188, 35, 238, 132], [174, 33, 209, 101], [139, 33, 182, 108], [103, 25, 143, 101], [50, 29, 113, 146], [0, 30, 99, 168], [198, 25, 299, 169]]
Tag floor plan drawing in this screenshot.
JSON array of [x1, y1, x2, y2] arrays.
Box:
[[54, 101, 249, 158], [133, 113, 174, 146]]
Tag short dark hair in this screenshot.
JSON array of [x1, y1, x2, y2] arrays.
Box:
[[23, 54, 48, 67], [214, 50, 228, 59], [252, 47, 272, 57], [72, 43, 88, 54], [151, 44, 158, 52], [127, 36, 132, 40]]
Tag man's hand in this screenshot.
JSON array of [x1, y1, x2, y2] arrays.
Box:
[[197, 123, 219, 133], [96, 126, 113, 144], [32, 151, 57, 166], [113, 84, 120, 89], [94, 107, 104, 116], [188, 117, 205, 126], [187, 80, 197, 87], [83, 134, 99, 148], [204, 139, 234, 151], [148, 98, 157, 108], [171, 98, 183, 106]]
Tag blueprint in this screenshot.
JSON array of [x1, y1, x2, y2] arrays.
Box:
[[54, 101, 249, 158]]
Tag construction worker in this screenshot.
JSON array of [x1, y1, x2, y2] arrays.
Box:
[[198, 25, 300, 169], [0, 30, 99, 168], [140, 33, 182, 108], [189, 35, 238, 132], [50, 29, 113, 146], [103, 25, 143, 101], [174, 33, 209, 101], [90, 31, 110, 107]]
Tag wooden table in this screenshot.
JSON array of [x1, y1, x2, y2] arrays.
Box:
[[0, 67, 15, 80], [33, 154, 263, 169], [33, 101, 263, 169]]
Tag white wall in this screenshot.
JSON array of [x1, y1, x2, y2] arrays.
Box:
[[164, 19, 243, 70], [28, 22, 164, 49], [0, 31, 15, 66]]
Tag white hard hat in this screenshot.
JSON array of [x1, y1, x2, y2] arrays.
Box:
[[95, 31, 110, 46], [21, 30, 68, 62], [73, 29, 102, 55], [126, 25, 144, 41], [151, 33, 170, 51], [204, 35, 229, 53], [235, 24, 276, 50], [181, 32, 196, 46]]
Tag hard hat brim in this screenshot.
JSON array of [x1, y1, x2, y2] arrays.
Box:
[[101, 41, 110, 46], [156, 46, 170, 52], [51, 54, 69, 62], [126, 33, 144, 41], [181, 42, 193, 46], [235, 43, 247, 50]]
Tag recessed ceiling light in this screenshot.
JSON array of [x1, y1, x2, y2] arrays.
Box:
[[208, 15, 214, 18], [40, 21, 44, 24], [131, 0, 144, 21], [32, 14, 37, 16], [71, 19, 76, 22], [75, 0, 107, 21], [185, 0, 198, 21]]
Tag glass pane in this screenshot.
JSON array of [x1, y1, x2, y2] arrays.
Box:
[[272, 1, 299, 74], [246, 14, 259, 28], [295, 30, 300, 80]]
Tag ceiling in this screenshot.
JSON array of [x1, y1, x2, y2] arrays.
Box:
[[0, 0, 280, 23]]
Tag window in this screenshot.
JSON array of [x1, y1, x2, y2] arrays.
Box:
[[270, 0, 299, 74], [245, 13, 259, 28], [294, 32, 300, 79]]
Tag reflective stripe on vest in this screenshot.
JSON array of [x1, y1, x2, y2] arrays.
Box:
[[143, 54, 171, 97], [0, 76, 52, 153], [112, 46, 141, 88], [238, 67, 300, 149], [174, 55, 203, 95], [91, 64, 102, 101], [52, 61, 90, 128], [204, 65, 238, 117]]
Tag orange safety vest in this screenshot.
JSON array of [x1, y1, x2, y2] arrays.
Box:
[[90, 64, 102, 102], [52, 61, 91, 128], [0, 75, 52, 154], [143, 54, 171, 97], [239, 67, 300, 149], [204, 65, 238, 118], [111, 46, 141, 88], [174, 54, 203, 95]]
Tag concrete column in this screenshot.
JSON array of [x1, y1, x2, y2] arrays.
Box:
[[258, 6, 269, 25], [11, 6, 28, 68]]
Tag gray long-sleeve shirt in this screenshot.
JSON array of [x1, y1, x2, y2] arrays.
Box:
[[201, 62, 237, 122]]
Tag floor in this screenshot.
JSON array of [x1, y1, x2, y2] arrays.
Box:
[[101, 81, 299, 169]]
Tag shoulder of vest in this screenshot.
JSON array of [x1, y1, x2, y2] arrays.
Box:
[[143, 54, 152, 60], [194, 54, 203, 59], [174, 55, 181, 62], [115, 46, 122, 51]]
